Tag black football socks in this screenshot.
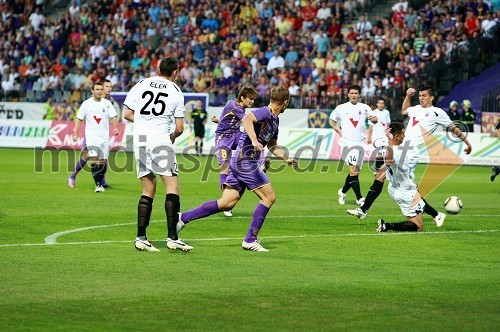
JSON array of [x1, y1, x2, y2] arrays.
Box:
[[361, 180, 384, 213], [165, 194, 180, 240], [137, 195, 153, 238]]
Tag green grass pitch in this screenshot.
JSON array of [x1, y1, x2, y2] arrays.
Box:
[[0, 148, 498, 331]]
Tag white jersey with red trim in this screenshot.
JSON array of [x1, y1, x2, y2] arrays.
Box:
[[77, 97, 117, 143], [329, 101, 375, 143], [404, 105, 452, 147], [369, 108, 391, 141]]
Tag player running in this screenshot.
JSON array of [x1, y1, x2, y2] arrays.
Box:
[[212, 84, 258, 217], [72, 82, 119, 192], [177, 86, 298, 252]]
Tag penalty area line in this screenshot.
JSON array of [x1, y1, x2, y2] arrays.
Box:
[[0, 229, 497, 248]]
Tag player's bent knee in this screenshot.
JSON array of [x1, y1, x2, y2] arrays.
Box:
[[220, 198, 239, 210], [262, 193, 276, 206]]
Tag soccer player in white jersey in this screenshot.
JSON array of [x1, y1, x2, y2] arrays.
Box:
[[68, 79, 118, 189], [402, 85, 472, 226], [329, 85, 378, 206], [73, 82, 119, 192], [348, 97, 391, 220], [122, 56, 192, 252], [350, 86, 472, 227], [376, 122, 426, 232]]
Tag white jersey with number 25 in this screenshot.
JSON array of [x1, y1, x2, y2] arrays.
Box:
[[123, 76, 185, 147]]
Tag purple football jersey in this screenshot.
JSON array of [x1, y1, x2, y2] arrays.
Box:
[[233, 107, 279, 161], [215, 100, 246, 136], [224, 107, 277, 192], [215, 131, 242, 165]]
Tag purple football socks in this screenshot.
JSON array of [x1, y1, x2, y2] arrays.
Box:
[[181, 200, 220, 224], [72, 157, 87, 176], [244, 203, 270, 243]]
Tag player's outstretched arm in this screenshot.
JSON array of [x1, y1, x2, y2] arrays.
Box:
[[402, 88, 416, 115], [211, 116, 219, 123], [448, 123, 473, 155], [268, 139, 298, 168]]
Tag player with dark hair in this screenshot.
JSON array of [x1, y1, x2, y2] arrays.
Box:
[[349, 85, 472, 227], [330, 84, 378, 207], [123, 56, 192, 252], [68, 79, 117, 188], [377, 122, 426, 232], [177, 86, 298, 252], [191, 99, 207, 156], [211, 84, 258, 217], [348, 97, 390, 220], [72, 82, 119, 192]]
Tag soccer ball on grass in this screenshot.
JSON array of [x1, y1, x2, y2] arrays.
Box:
[[444, 196, 463, 215]]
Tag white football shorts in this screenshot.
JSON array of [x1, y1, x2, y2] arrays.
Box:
[[388, 186, 426, 217], [339, 138, 365, 168], [86, 139, 109, 159], [134, 144, 178, 178]]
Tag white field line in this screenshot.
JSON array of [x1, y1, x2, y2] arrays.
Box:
[[42, 213, 499, 244], [0, 229, 496, 248]]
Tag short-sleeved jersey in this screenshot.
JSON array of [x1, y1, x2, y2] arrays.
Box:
[[77, 97, 117, 141], [369, 108, 391, 141], [234, 107, 279, 161], [386, 144, 419, 191], [123, 76, 185, 146], [404, 105, 452, 147], [191, 107, 207, 128], [215, 100, 246, 136], [329, 101, 375, 142]]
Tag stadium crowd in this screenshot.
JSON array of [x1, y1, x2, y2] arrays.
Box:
[[0, 0, 498, 112]]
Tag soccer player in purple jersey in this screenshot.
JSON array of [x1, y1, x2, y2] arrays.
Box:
[[177, 86, 298, 252], [212, 84, 258, 217]]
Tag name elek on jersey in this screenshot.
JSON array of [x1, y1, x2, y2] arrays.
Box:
[[123, 77, 185, 147]]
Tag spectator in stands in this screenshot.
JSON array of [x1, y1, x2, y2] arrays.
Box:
[[288, 79, 300, 97], [391, 4, 407, 27], [460, 99, 476, 132], [477, 0, 490, 19], [259, 1, 273, 28], [404, 7, 418, 30], [29, 7, 45, 32], [465, 9, 481, 37], [0, 0, 495, 112], [355, 14, 373, 39], [447, 100, 461, 121], [419, 36, 436, 62], [69, 1, 80, 18], [343, 0, 357, 22], [266, 50, 285, 72], [481, 11, 498, 53]]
